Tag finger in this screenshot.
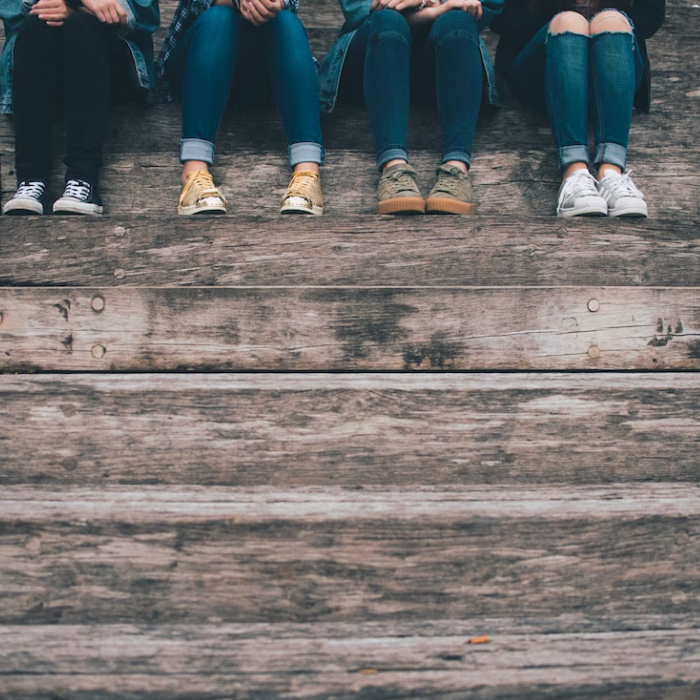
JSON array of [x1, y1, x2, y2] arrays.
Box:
[[250, 0, 273, 18], [477, 3, 483, 19], [46, 20, 64, 25]]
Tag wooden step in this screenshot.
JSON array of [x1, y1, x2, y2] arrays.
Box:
[[2, 619, 699, 698], [2, 374, 699, 485], [1, 483, 699, 624], [2, 215, 699, 287], [1, 284, 698, 370]]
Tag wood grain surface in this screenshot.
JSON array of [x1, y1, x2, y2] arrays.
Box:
[[1, 286, 699, 370], [2, 215, 699, 288], [1, 373, 699, 486], [0, 621, 699, 699], [1, 485, 699, 624]]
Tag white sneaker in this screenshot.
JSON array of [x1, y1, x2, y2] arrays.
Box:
[[556, 169, 608, 218], [597, 170, 648, 218]]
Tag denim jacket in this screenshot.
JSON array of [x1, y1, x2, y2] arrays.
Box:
[[318, 0, 503, 113], [0, 0, 160, 114]]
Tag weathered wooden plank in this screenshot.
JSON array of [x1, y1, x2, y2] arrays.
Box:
[[2, 216, 699, 288], [1, 675, 696, 700], [2, 484, 700, 520], [1, 287, 699, 370], [0, 622, 699, 699], [2, 147, 696, 218], [1, 373, 700, 486], [1, 485, 698, 623]]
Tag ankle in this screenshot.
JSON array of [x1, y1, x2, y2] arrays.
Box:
[[293, 162, 319, 174], [182, 161, 209, 184], [562, 162, 589, 180], [382, 159, 409, 172], [444, 160, 468, 175], [598, 164, 623, 180]]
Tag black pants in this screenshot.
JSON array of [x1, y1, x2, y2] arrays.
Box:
[[12, 13, 135, 185]]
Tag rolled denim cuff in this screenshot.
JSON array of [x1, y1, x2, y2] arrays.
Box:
[[180, 138, 215, 165], [289, 142, 325, 167], [594, 142, 627, 170], [558, 144, 590, 169], [377, 147, 409, 172], [442, 151, 471, 169]]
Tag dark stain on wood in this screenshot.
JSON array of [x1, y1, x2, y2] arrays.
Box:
[[402, 331, 463, 370]]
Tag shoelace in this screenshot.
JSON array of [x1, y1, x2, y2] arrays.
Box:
[[287, 171, 318, 200], [602, 170, 644, 198], [433, 168, 464, 196], [561, 169, 599, 199], [384, 167, 418, 195], [16, 181, 46, 199], [190, 171, 220, 195], [63, 179, 91, 201]]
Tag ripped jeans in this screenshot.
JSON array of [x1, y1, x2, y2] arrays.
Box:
[[339, 9, 483, 170], [507, 14, 644, 170]]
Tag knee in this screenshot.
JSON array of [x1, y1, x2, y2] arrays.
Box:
[[61, 10, 101, 35], [590, 9, 632, 34], [18, 15, 52, 40], [431, 8, 478, 42], [365, 9, 410, 42], [548, 11, 589, 35], [270, 8, 302, 32], [196, 5, 237, 35]]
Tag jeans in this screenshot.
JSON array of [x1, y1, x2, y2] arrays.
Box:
[[165, 7, 324, 167], [508, 15, 645, 170], [12, 14, 134, 185], [339, 9, 483, 170]]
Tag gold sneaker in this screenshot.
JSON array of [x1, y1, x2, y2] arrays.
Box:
[[280, 170, 323, 215], [177, 170, 227, 216]]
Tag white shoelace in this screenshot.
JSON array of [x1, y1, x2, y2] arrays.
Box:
[[600, 170, 645, 199], [561, 169, 600, 200], [63, 179, 91, 200], [16, 181, 46, 199]]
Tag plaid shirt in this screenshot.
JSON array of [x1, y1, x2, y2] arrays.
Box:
[[156, 0, 299, 100]]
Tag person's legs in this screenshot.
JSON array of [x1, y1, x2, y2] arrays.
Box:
[[11, 17, 60, 187], [545, 11, 591, 178], [510, 12, 606, 216], [166, 6, 246, 176], [340, 10, 422, 213], [258, 10, 324, 214], [589, 10, 647, 216], [61, 13, 117, 187], [411, 9, 481, 214], [342, 9, 411, 171], [166, 5, 250, 214]]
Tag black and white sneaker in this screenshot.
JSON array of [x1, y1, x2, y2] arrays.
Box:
[[3, 181, 47, 215], [53, 179, 104, 215]]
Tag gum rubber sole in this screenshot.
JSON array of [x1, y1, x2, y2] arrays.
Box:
[[376, 197, 425, 215], [425, 197, 474, 216]]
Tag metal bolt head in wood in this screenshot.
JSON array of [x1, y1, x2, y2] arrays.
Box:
[[588, 345, 601, 359], [92, 345, 106, 359], [587, 299, 600, 312], [91, 295, 105, 312], [114, 226, 126, 237], [114, 268, 126, 280]]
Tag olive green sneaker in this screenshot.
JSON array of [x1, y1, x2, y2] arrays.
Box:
[[377, 163, 425, 215], [281, 170, 323, 215], [425, 164, 475, 215], [177, 170, 227, 216]]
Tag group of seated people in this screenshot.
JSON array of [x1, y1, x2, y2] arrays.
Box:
[[0, 0, 664, 219]]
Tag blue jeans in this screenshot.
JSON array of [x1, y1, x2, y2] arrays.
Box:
[[508, 14, 644, 170], [340, 9, 483, 170], [165, 7, 324, 167]]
